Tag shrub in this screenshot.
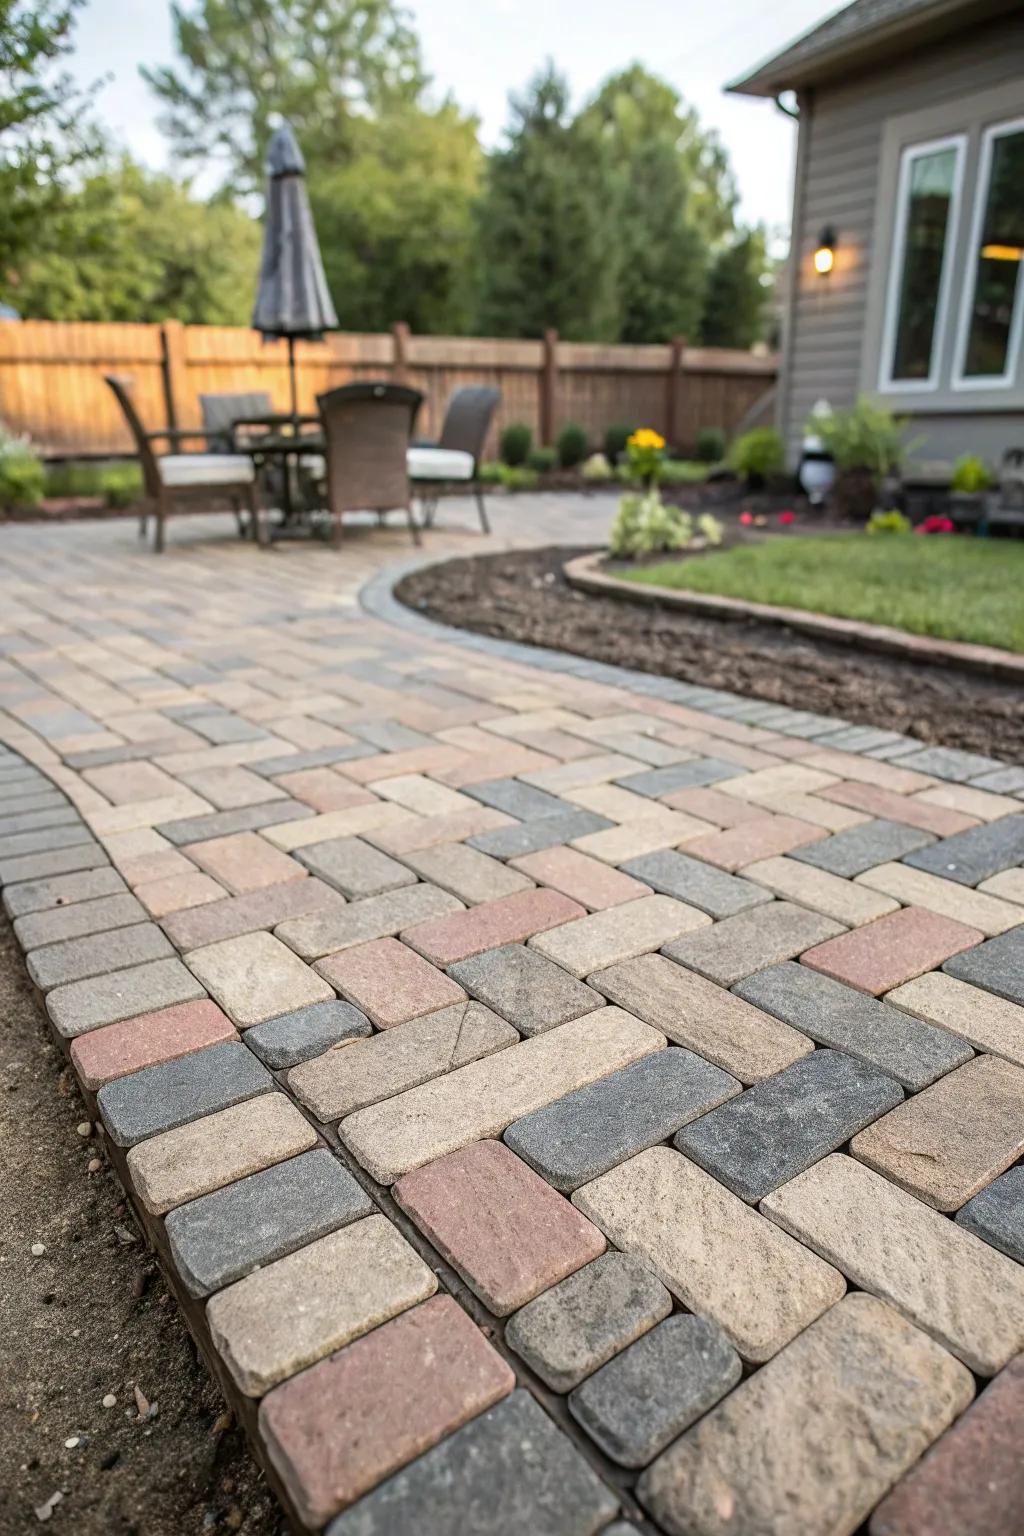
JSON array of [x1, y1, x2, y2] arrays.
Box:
[[497, 464, 538, 491], [813, 396, 906, 475], [604, 422, 634, 463], [659, 459, 710, 485], [0, 426, 44, 509], [950, 454, 993, 494], [609, 492, 695, 557], [866, 508, 912, 535], [500, 421, 533, 466], [582, 453, 613, 481], [696, 426, 726, 463], [101, 463, 144, 506], [732, 427, 785, 484], [478, 461, 503, 483], [556, 422, 589, 468], [697, 512, 724, 546], [527, 446, 557, 473]]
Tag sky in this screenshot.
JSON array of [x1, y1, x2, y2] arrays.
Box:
[[68, 0, 843, 234]]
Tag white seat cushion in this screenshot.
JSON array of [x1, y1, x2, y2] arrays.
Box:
[[407, 446, 474, 482], [299, 454, 326, 481], [159, 454, 255, 488]]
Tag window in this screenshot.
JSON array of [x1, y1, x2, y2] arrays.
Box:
[[954, 118, 1024, 387], [880, 136, 964, 389]]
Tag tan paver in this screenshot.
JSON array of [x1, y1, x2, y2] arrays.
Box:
[[529, 894, 710, 978], [400, 842, 534, 904], [573, 1146, 844, 1362], [656, 785, 765, 826], [368, 772, 475, 816], [802, 907, 984, 996], [851, 1055, 1024, 1210], [718, 764, 840, 802], [270, 768, 376, 812], [339, 1007, 665, 1182], [207, 1215, 438, 1395], [276, 883, 463, 960], [665, 900, 845, 987], [519, 753, 644, 793], [134, 871, 226, 917], [186, 930, 334, 1026], [804, 749, 937, 794], [887, 970, 1024, 1065], [762, 1154, 1024, 1374], [127, 1092, 318, 1214], [365, 805, 515, 855], [639, 1293, 973, 1536], [856, 861, 1023, 936], [179, 766, 286, 810], [160, 877, 345, 952], [401, 887, 584, 966], [912, 783, 1021, 822], [188, 831, 306, 895], [317, 937, 466, 1027], [820, 779, 980, 836], [979, 867, 1024, 904], [571, 814, 709, 865], [683, 814, 826, 871], [261, 802, 416, 852], [84, 761, 183, 804], [741, 855, 899, 927], [757, 790, 870, 831], [510, 845, 651, 910]]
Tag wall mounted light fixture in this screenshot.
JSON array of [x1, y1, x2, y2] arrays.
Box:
[[813, 226, 837, 276]]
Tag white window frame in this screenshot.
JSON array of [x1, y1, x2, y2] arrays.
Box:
[[951, 115, 1024, 391], [878, 133, 967, 393]]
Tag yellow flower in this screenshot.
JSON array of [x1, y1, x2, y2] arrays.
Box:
[[628, 428, 665, 451]]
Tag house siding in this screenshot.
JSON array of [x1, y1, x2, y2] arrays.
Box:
[[781, 10, 1024, 465]]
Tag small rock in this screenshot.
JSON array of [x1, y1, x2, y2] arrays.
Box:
[[87, 1158, 101, 1173], [76, 1121, 91, 1137], [102, 1393, 117, 1409], [64, 1436, 79, 1449], [31, 1243, 45, 1257], [133, 1384, 150, 1420], [34, 1491, 63, 1522]]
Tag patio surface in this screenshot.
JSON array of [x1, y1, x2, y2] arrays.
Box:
[[2, 497, 1024, 1536]]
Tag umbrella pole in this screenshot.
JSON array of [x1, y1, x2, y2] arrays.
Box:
[[288, 335, 298, 425]]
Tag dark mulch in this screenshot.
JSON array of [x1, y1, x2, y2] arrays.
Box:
[[396, 545, 1024, 764]]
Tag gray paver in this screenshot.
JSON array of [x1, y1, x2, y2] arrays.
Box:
[[348, 719, 435, 751], [468, 809, 612, 860], [615, 758, 740, 797], [505, 1048, 739, 1191], [944, 926, 1024, 1004], [449, 944, 604, 1036], [620, 849, 772, 918], [324, 1389, 618, 1536], [0, 821, 94, 860], [675, 1047, 903, 1203], [0, 805, 79, 838], [568, 1314, 741, 1468], [295, 836, 416, 898], [165, 1147, 374, 1295], [956, 1165, 1024, 1263], [896, 745, 1004, 781], [97, 1039, 273, 1146], [0, 841, 109, 886], [244, 999, 372, 1069], [13, 892, 148, 951], [46, 956, 207, 1037], [250, 745, 375, 777], [157, 801, 315, 845], [2, 865, 128, 918], [463, 778, 569, 819], [505, 1252, 672, 1392], [26, 922, 173, 991], [789, 818, 935, 877], [734, 961, 971, 1089], [970, 766, 1024, 794], [663, 901, 844, 987], [0, 790, 70, 818], [904, 814, 1024, 887]]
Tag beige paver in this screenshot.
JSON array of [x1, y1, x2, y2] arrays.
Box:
[[318, 937, 466, 1027], [719, 764, 840, 802], [762, 1154, 1024, 1375], [509, 845, 651, 910], [134, 871, 226, 917], [741, 855, 899, 927], [339, 1007, 665, 1183], [573, 1146, 844, 1363], [519, 753, 644, 793], [979, 867, 1024, 904], [529, 894, 710, 978], [276, 883, 462, 960], [368, 773, 476, 817], [571, 814, 709, 866], [850, 1055, 1024, 1211], [179, 766, 287, 810], [683, 815, 827, 872], [188, 832, 306, 895], [757, 791, 871, 831], [261, 802, 416, 852], [365, 805, 515, 855], [856, 861, 1023, 936], [400, 842, 534, 904], [638, 1293, 973, 1536], [186, 930, 334, 1026], [886, 970, 1024, 1065], [126, 1093, 318, 1214], [912, 784, 1021, 822], [657, 786, 765, 826], [207, 1215, 437, 1395], [803, 749, 937, 794]]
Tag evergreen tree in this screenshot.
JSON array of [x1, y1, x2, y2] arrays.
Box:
[[700, 227, 770, 348]]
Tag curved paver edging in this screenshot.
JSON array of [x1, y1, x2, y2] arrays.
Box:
[[561, 550, 1024, 685]]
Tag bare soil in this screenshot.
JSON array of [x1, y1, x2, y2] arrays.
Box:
[[396, 545, 1024, 763], [0, 913, 281, 1536]]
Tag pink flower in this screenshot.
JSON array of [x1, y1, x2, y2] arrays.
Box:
[[739, 511, 754, 526], [778, 510, 796, 525], [915, 515, 955, 535]]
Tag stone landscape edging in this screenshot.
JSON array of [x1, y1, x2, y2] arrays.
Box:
[[562, 550, 1024, 685]]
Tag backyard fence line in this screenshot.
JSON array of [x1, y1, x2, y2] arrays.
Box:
[[0, 319, 778, 460]]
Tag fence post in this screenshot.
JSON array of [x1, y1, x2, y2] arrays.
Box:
[[540, 328, 559, 446], [160, 320, 188, 431], [666, 334, 686, 449], [392, 321, 411, 385]]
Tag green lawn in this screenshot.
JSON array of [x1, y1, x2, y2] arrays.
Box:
[[617, 534, 1024, 652]]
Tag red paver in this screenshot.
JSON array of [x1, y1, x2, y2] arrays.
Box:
[[656, 786, 766, 827], [159, 878, 345, 952], [401, 887, 584, 966], [869, 1353, 1024, 1536], [188, 832, 306, 894], [260, 1295, 514, 1528], [818, 781, 979, 837], [801, 906, 984, 997], [69, 999, 236, 1089], [394, 1140, 606, 1314], [318, 936, 466, 1027], [509, 845, 651, 910], [271, 769, 376, 812], [684, 815, 827, 873]]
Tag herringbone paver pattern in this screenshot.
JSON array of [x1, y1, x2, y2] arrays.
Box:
[[2, 508, 1023, 1535]]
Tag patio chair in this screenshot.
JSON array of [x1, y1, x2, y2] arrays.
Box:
[[316, 381, 423, 547], [408, 386, 500, 533], [200, 391, 288, 523], [105, 375, 264, 553]]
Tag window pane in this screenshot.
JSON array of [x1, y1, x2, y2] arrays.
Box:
[[891, 146, 958, 380], [963, 128, 1024, 378]]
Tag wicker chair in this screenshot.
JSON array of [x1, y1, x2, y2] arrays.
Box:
[[316, 381, 423, 547], [408, 386, 500, 533], [105, 376, 264, 553]]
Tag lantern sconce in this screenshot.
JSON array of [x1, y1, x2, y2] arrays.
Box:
[[813, 227, 836, 276]]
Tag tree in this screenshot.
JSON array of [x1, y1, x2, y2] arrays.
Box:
[[700, 227, 771, 348], [13, 159, 262, 322], [476, 63, 619, 341]]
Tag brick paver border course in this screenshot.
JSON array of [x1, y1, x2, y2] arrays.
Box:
[[2, 514, 1024, 1535]]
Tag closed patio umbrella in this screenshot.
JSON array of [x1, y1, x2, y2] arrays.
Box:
[[252, 121, 338, 419]]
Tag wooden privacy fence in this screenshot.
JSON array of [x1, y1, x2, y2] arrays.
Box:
[[0, 319, 778, 460]]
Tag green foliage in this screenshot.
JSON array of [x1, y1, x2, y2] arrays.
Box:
[[732, 428, 784, 483], [609, 491, 697, 557], [43, 460, 142, 503], [866, 509, 912, 536], [700, 228, 771, 348], [697, 512, 724, 546], [604, 423, 633, 462], [477, 461, 537, 490], [527, 446, 557, 472], [696, 427, 726, 463], [499, 422, 533, 467], [556, 422, 588, 468], [582, 453, 613, 481], [659, 459, 711, 485], [0, 425, 44, 507], [951, 454, 993, 494], [813, 396, 906, 475]]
